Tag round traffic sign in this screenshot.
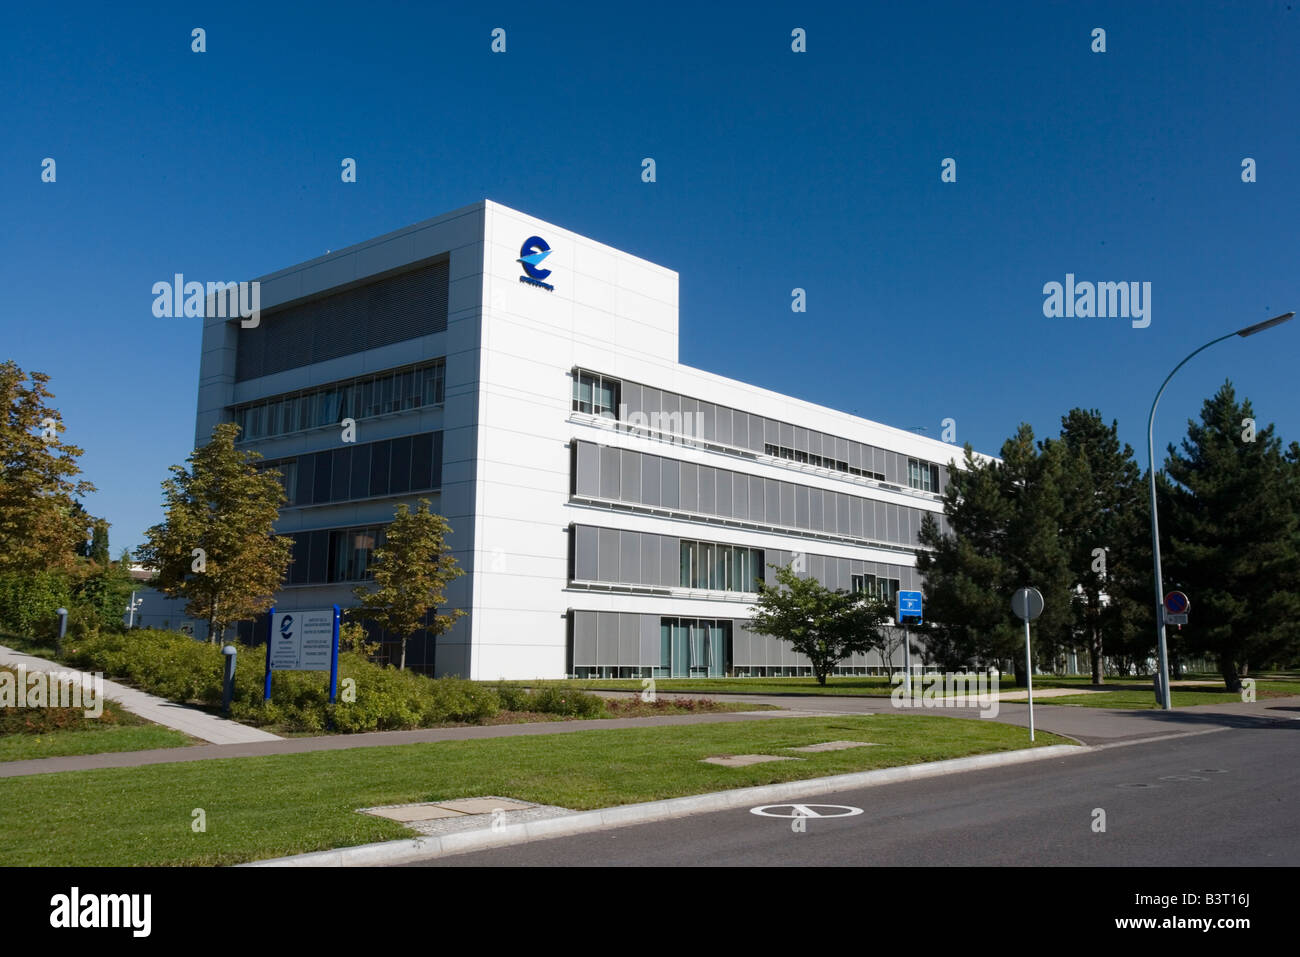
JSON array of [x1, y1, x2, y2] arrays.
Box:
[[1011, 587, 1044, 622], [1164, 591, 1190, 615], [750, 804, 863, 819]]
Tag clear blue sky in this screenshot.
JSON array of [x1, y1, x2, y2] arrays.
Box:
[[3, 1, 1297, 555]]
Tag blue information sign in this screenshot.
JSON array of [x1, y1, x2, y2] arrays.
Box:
[[897, 590, 923, 622]]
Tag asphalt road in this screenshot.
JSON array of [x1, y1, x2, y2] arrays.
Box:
[[402, 723, 1300, 866]]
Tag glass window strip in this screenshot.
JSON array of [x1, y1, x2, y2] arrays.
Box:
[[232, 360, 445, 442]]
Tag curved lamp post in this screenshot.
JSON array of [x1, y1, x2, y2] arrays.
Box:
[[1147, 311, 1294, 708]]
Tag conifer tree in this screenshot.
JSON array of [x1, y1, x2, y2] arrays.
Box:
[[1161, 382, 1300, 690]]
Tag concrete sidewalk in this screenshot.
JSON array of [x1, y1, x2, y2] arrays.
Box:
[[0, 706, 809, 778], [0, 643, 281, 746]]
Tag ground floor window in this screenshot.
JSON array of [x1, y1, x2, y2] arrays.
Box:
[[658, 618, 730, 677]]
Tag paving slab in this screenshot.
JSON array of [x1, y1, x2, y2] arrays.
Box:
[[788, 740, 879, 752], [701, 754, 800, 767], [363, 804, 468, 822], [437, 797, 534, 814]]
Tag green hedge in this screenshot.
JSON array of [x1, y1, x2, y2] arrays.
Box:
[[61, 629, 606, 733]]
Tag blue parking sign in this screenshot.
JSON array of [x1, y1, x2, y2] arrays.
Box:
[[897, 590, 923, 622]]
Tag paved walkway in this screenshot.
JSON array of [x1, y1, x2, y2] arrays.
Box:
[[2, 676, 1296, 778], [0, 643, 281, 746]]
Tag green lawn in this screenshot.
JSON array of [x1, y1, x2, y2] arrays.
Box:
[[0, 714, 1067, 866], [1036, 680, 1300, 709], [0, 724, 194, 762], [534, 674, 1300, 701]]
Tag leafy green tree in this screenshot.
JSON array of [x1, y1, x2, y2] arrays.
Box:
[[352, 498, 464, 671], [747, 563, 889, 685], [136, 423, 291, 642], [72, 547, 135, 632], [0, 361, 95, 573], [1160, 382, 1300, 690]]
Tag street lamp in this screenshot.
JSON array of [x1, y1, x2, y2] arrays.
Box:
[[1146, 311, 1295, 708]]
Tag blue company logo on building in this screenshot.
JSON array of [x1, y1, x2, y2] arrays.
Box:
[[517, 236, 554, 291], [279, 615, 294, 641]]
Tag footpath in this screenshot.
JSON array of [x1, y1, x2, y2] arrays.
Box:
[[0, 642, 281, 747], [2, 646, 1296, 777]]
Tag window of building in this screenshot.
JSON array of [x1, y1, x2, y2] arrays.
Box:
[[678, 540, 764, 592], [908, 459, 940, 493], [231, 360, 445, 443], [284, 524, 387, 585], [852, 573, 901, 607], [573, 370, 621, 418]]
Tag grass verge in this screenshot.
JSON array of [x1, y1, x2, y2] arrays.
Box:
[[0, 724, 194, 762], [0, 713, 1067, 866]]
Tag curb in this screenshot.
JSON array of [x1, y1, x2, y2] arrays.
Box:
[[242, 742, 1084, 867]]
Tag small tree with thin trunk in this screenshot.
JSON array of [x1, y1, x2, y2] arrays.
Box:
[[747, 563, 888, 685], [352, 499, 464, 671], [136, 422, 290, 642]]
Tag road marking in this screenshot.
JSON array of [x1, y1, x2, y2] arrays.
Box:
[[750, 803, 864, 819]]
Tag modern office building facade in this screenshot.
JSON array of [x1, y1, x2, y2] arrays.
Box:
[[195, 200, 963, 679]]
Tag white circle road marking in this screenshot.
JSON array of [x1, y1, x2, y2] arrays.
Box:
[[750, 804, 864, 819]]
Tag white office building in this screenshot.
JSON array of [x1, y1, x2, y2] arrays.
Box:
[[194, 200, 963, 678]]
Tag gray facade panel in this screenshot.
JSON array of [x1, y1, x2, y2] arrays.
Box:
[[575, 525, 598, 580], [619, 530, 640, 584], [599, 446, 620, 499], [698, 466, 715, 515], [596, 612, 619, 665], [641, 453, 661, 506], [680, 463, 698, 511], [640, 613, 659, 666], [598, 528, 619, 581], [574, 611, 596, 665], [620, 449, 641, 503], [661, 537, 679, 588], [619, 613, 640, 667], [661, 457, 679, 508]]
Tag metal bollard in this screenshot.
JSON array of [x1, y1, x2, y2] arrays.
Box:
[[221, 645, 238, 716], [56, 607, 68, 655]]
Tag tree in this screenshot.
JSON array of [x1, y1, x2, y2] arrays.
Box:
[[0, 361, 95, 573], [136, 422, 291, 642], [88, 519, 111, 567], [73, 546, 136, 632], [1160, 382, 1300, 691], [1045, 409, 1145, 684], [747, 563, 889, 685], [352, 498, 464, 671], [917, 426, 1075, 687]]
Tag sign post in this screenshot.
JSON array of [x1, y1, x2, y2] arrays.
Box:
[[896, 590, 923, 696], [1010, 587, 1044, 742], [264, 606, 341, 703]]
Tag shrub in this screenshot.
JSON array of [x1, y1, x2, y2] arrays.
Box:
[[64, 627, 503, 734], [0, 571, 72, 640], [527, 683, 606, 718], [492, 681, 531, 712]]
